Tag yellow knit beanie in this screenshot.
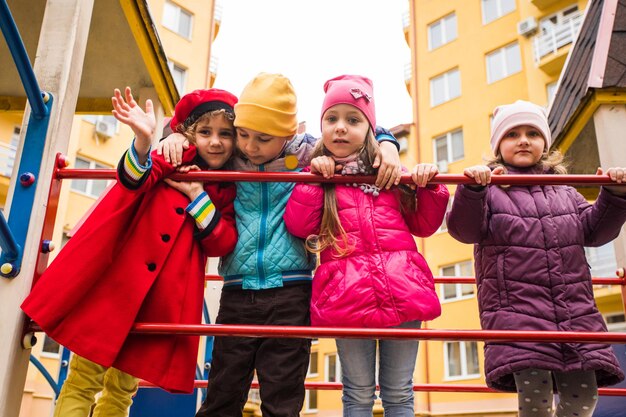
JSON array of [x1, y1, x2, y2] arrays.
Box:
[[234, 73, 298, 137]]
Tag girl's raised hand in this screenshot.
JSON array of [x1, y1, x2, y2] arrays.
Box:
[[411, 163, 438, 188], [156, 133, 189, 167], [310, 156, 337, 179], [598, 167, 626, 196], [464, 165, 504, 188], [111, 87, 155, 148]]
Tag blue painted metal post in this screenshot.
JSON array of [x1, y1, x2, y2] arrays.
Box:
[[0, 0, 48, 119], [0, 213, 20, 272], [57, 347, 71, 393], [0, 0, 52, 278]]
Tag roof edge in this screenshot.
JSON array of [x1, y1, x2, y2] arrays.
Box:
[[120, 0, 179, 115]]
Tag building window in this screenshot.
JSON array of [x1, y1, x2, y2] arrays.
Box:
[[308, 351, 319, 377], [605, 313, 626, 332], [481, 0, 516, 25], [41, 335, 61, 357], [539, 5, 579, 36], [162, 1, 193, 38], [168, 61, 187, 94], [444, 341, 480, 379], [325, 353, 341, 382], [430, 68, 461, 107], [436, 198, 453, 234], [10, 126, 20, 148], [440, 261, 475, 301], [433, 129, 464, 171], [585, 243, 617, 280], [486, 42, 521, 84], [70, 157, 110, 198], [546, 81, 558, 104], [0, 127, 19, 177], [428, 13, 457, 50], [305, 389, 318, 412]]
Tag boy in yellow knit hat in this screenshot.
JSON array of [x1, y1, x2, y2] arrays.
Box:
[[159, 72, 401, 416]]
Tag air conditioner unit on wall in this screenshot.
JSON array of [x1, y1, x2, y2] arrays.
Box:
[[95, 119, 116, 138], [517, 17, 538, 37]]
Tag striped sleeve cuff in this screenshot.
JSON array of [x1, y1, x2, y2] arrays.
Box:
[[122, 140, 152, 185], [186, 192, 217, 230]]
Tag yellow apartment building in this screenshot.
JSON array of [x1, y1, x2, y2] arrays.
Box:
[[403, 0, 626, 416]]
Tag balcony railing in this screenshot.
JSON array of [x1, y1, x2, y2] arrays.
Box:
[[0, 142, 17, 177], [533, 11, 583, 64]]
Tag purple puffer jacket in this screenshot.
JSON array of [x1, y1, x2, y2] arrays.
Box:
[[447, 165, 626, 392], [284, 178, 449, 328]]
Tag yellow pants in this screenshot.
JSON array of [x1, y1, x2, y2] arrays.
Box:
[[53, 354, 138, 417]]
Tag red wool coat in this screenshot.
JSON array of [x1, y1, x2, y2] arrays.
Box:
[[21, 146, 237, 393]]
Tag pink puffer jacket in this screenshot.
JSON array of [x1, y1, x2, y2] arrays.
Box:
[[284, 180, 449, 328]]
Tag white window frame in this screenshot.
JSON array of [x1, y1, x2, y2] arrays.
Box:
[[168, 61, 188, 94], [304, 389, 318, 413], [433, 128, 464, 168], [162, 0, 193, 39], [585, 243, 617, 282], [307, 350, 319, 377], [439, 261, 475, 302], [546, 81, 558, 104], [430, 68, 461, 107], [428, 13, 457, 50], [435, 197, 453, 234], [325, 353, 341, 383], [444, 341, 481, 380], [486, 42, 521, 84], [481, 0, 516, 25], [70, 157, 111, 199]]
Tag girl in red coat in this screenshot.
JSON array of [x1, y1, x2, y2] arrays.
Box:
[[21, 87, 238, 416]]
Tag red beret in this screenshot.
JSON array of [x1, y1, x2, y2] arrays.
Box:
[[170, 88, 238, 131]]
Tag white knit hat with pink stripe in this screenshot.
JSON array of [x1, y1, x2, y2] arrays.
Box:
[[490, 100, 552, 156]]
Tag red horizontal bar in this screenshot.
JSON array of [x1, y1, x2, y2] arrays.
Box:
[[136, 380, 626, 396], [27, 323, 626, 344], [123, 324, 626, 344], [206, 274, 626, 286], [55, 169, 626, 186]]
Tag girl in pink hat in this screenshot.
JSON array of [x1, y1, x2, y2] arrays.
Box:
[[447, 100, 626, 417], [284, 74, 450, 416]]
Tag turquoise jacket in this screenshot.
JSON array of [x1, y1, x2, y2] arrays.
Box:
[[219, 133, 317, 289]]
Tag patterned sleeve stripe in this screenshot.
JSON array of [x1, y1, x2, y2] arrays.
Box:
[[123, 140, 152, 182], [186, 192, 216, 230]]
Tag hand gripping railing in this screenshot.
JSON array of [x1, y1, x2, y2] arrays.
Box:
[[25, 155, 626, 398]]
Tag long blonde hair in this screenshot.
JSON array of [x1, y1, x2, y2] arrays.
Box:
[[305, 130, 416, 256], [305, 129, 378, 256]]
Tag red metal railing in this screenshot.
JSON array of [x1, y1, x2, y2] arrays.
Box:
[[136, 380, 626, 396], [55, 168, 626, 186], [206, 274, 626, 286], [30, 156, 626, 398]]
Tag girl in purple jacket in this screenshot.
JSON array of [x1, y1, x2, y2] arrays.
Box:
[[447, 100, 626, 417], [284, 75, 449, 416]]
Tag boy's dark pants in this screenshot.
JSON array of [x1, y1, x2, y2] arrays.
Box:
[[196, 284, 312, 417]]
